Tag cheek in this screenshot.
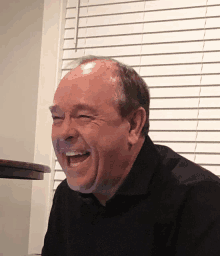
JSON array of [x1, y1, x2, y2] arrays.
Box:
[[51, 128, 60, 149], [98, 125, 128, 146], [51, 126, 59, 142]]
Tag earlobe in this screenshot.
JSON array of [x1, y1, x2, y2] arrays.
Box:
[[128, 107, 146, 145]]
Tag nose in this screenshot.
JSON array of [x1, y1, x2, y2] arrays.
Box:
[[53, 118, 80, 153], [59, 117, 79, 142]]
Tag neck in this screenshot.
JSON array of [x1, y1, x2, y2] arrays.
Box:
[[93, 137, 145, 206]]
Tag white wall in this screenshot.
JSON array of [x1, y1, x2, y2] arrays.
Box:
[[0, 0, 68, 255], [28, 0, 67, 254], [0, 0, 44, 255]]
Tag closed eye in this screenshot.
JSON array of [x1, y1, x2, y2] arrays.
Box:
[[52, 115, 63, 121], [78, 115, 95, 122], [79, 115, 90, 118]]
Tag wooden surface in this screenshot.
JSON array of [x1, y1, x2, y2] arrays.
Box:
[[0, 159, 51, 180]]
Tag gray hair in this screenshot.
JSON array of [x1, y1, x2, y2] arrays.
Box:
[[65, 55, 150, 136]]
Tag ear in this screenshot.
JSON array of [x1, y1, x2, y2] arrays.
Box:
[[128, 107, 147, 145]]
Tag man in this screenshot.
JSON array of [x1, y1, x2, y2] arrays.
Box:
[[42, 56, 220, 255]]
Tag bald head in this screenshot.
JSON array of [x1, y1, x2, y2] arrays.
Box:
[[61, 55, 150, 136], [60, 59, 124, 110], [69, 58, 119, 81], [80, 62, 96, 74]]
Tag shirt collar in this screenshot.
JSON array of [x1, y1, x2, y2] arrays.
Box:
[[115, 135, 161, 196]]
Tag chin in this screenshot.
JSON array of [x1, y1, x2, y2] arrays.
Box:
[[66, 174, 98, 194]]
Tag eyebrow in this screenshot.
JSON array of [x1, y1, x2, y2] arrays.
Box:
[[49, 104, 98, 115], [49, 105, 62, 114]]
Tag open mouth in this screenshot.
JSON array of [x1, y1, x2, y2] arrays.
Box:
[[67, 152, 90, 167]]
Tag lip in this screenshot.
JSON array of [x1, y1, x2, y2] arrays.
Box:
[[66, 152, 91, 168]]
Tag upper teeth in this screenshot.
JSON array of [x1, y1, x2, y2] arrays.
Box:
[[66, 151, 88, 156]]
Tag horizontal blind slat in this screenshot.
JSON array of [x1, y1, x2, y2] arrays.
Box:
[[76, 27, 207, 39], [63, 44, 207, 58], [144, 75, 219, 87], [140, 64, 203, 76], [206, 17, 220, 28], [150, 120, 220, 131], [66, 8, 76, 18], [198, 109, 220, 118], [197, 132, 220, 142], [64, 36, 215, 49], [149, 87, 220, 98], [205, 28, 220, 40], [78, 0, 144, 7], [78, 14, 208, 28], [63, 50, 220, 59], [196, 143, 220, 153], [150, 87, 201, 97], [149, 131, 197, 141], [144, 0, 207, 11], [200, 86, 220, 96], [208, 0, 220, 4], [162, 142, 220, 153], [64, 41, 206, 52], [202, 63, 220, 74], [62, 52, 220, 67], [78, 0, 207, 10], [203, 51, 220, 62], [207, 5, 220, 16], [75, 5, 212, 20], [204, 40, 220, 51], [150, 109, 220, 119], [200, 74, 220, 85], [150, 120, 198, 130], [65, 19, 76, 29], [199, 97, 220, 107], [153, 110, 220, 117], [64, 29, 75, 39], [195, 154, 220, 164], [198, 119, 220, 132], [152, 132, 220, 142], [79, 2, 145, 16]]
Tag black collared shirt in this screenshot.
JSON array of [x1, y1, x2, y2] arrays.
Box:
[[42, 136, 220, 256]]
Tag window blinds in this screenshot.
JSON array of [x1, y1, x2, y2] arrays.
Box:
[[53, 0, 220, 192]]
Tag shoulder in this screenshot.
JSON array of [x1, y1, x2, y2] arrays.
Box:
[[150, 144, 220, 213], [152, 145, 220, 236], [155, 144, 220, 186]]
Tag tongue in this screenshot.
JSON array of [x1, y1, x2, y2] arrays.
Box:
[[69, 154, 89, 165]]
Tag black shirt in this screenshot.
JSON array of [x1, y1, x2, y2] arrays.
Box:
[[42, 136, 220, 256]]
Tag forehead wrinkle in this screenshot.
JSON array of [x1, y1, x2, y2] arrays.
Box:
[[50, 102, 99, 116]]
